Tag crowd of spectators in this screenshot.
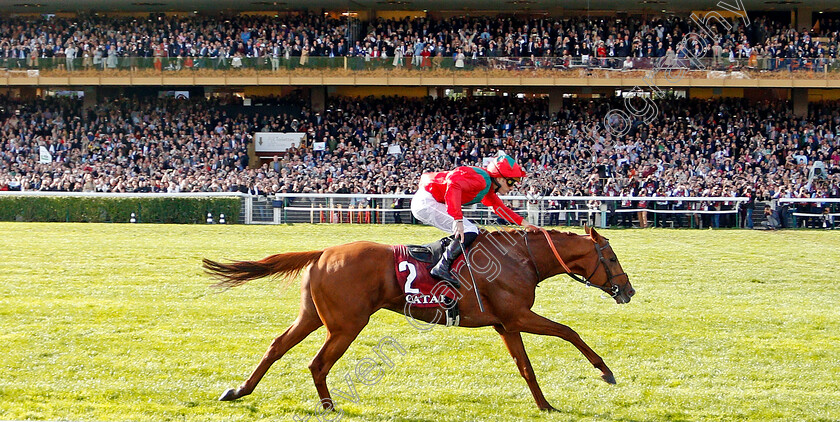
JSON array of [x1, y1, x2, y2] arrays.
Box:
[[0, 94, 263, 193], [2, 12, 840, 71], [1, 93, 839, 227]]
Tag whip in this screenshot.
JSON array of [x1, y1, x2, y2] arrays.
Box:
[[458, 238, 485, 313]]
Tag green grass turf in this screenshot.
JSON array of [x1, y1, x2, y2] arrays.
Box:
[[0, 222, 838, 421]]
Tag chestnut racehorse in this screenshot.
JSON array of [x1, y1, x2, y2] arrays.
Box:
[[203, 226, 634, 411]]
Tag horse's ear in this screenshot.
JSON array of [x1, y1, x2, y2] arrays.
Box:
[[584, 223, 591, 235], [589, 227, 603, 242]]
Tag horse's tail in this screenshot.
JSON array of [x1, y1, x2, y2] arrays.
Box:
[[203, 250, 324, 290]]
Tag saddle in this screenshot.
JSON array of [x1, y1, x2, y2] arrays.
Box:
[[404, 236, 453, 264]]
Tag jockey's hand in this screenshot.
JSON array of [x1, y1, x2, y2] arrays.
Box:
[[453, 220, 465, 243], [522, 221, 541, 233]]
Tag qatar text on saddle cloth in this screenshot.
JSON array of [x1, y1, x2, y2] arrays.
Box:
[[392, 245, 465, 307]]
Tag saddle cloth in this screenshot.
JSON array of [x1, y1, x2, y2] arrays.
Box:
[[392, 244, 464, 309]]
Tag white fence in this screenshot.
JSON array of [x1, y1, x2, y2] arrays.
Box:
[[777, 197, 840, 229], [2, 191, 837, 228], [266, 193, 754, 229]]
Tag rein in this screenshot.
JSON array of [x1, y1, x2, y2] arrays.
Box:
[[534, 228, 623, 298]]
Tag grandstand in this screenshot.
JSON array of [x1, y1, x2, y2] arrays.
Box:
[[0, 0, 838, 228]]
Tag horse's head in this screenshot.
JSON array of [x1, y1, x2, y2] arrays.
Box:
[[581, 226, 634, 304], [534, 227, 634, 304]]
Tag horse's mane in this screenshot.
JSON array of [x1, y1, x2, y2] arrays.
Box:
[[479, 228, 581, 244]]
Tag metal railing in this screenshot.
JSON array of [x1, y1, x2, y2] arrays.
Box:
[[3, 56, 839, 76]]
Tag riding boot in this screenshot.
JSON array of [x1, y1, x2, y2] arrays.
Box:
[[430, 232, 478, 289]]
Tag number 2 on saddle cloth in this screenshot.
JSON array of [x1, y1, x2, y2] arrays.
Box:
[[392, 244, 462, 326]]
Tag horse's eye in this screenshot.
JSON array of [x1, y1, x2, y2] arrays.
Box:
[[609, 258, 617, 263]]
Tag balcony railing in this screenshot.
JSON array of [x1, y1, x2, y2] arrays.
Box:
[[2, 56, 839, 78]]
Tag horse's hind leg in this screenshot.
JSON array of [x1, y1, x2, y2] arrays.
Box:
[[219, 284, 323, 401], [308, 318, 368, 410], [302, 246, 384, 409]]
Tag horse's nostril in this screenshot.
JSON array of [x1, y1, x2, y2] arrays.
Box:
[[628, 287, 636, 297]]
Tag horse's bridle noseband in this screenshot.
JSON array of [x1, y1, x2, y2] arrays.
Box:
[[525, 229, 627, 299]]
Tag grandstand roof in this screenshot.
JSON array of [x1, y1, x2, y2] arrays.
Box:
[[1, 0, 829, 15]]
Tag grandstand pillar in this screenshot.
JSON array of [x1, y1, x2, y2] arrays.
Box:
[[792, 88, 809, 117], [795, 7, 812, 32], [310, 87, 326, 113], [547, 88, 564, 116], [18, 87, 37, 99], [83, 87, 97, 110]]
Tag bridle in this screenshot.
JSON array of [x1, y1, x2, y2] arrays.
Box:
[[525, 228, 626, 299]]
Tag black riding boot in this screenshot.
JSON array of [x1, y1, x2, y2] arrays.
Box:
[[430, 232, 478, 289]]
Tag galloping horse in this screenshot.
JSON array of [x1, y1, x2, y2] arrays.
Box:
[[203, 226, 634, 411]]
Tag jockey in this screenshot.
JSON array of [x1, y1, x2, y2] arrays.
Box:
[[410, 153, 538, 288]]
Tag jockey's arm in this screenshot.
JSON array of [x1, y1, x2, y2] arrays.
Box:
[[443, 182, 465, 221], [484, 191, 539, 230]]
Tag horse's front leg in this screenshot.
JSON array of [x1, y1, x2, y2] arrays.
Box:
[[504, 311, 616, 384], [494, 325, 557, 411]]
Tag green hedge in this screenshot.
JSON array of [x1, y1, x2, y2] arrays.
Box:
[[0, 196, 241, 224]]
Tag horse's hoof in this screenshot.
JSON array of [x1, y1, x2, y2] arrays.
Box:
[[601, 373, 617, 384], [539, 405, 559, 412], [219, 388, 239, 401]]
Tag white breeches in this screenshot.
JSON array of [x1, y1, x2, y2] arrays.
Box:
[[410, 189, 479, 234]]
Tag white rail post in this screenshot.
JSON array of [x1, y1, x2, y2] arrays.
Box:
[[244, 194, 253, 225]]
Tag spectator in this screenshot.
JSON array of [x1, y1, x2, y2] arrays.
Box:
[[762, 205, 781, 230]]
